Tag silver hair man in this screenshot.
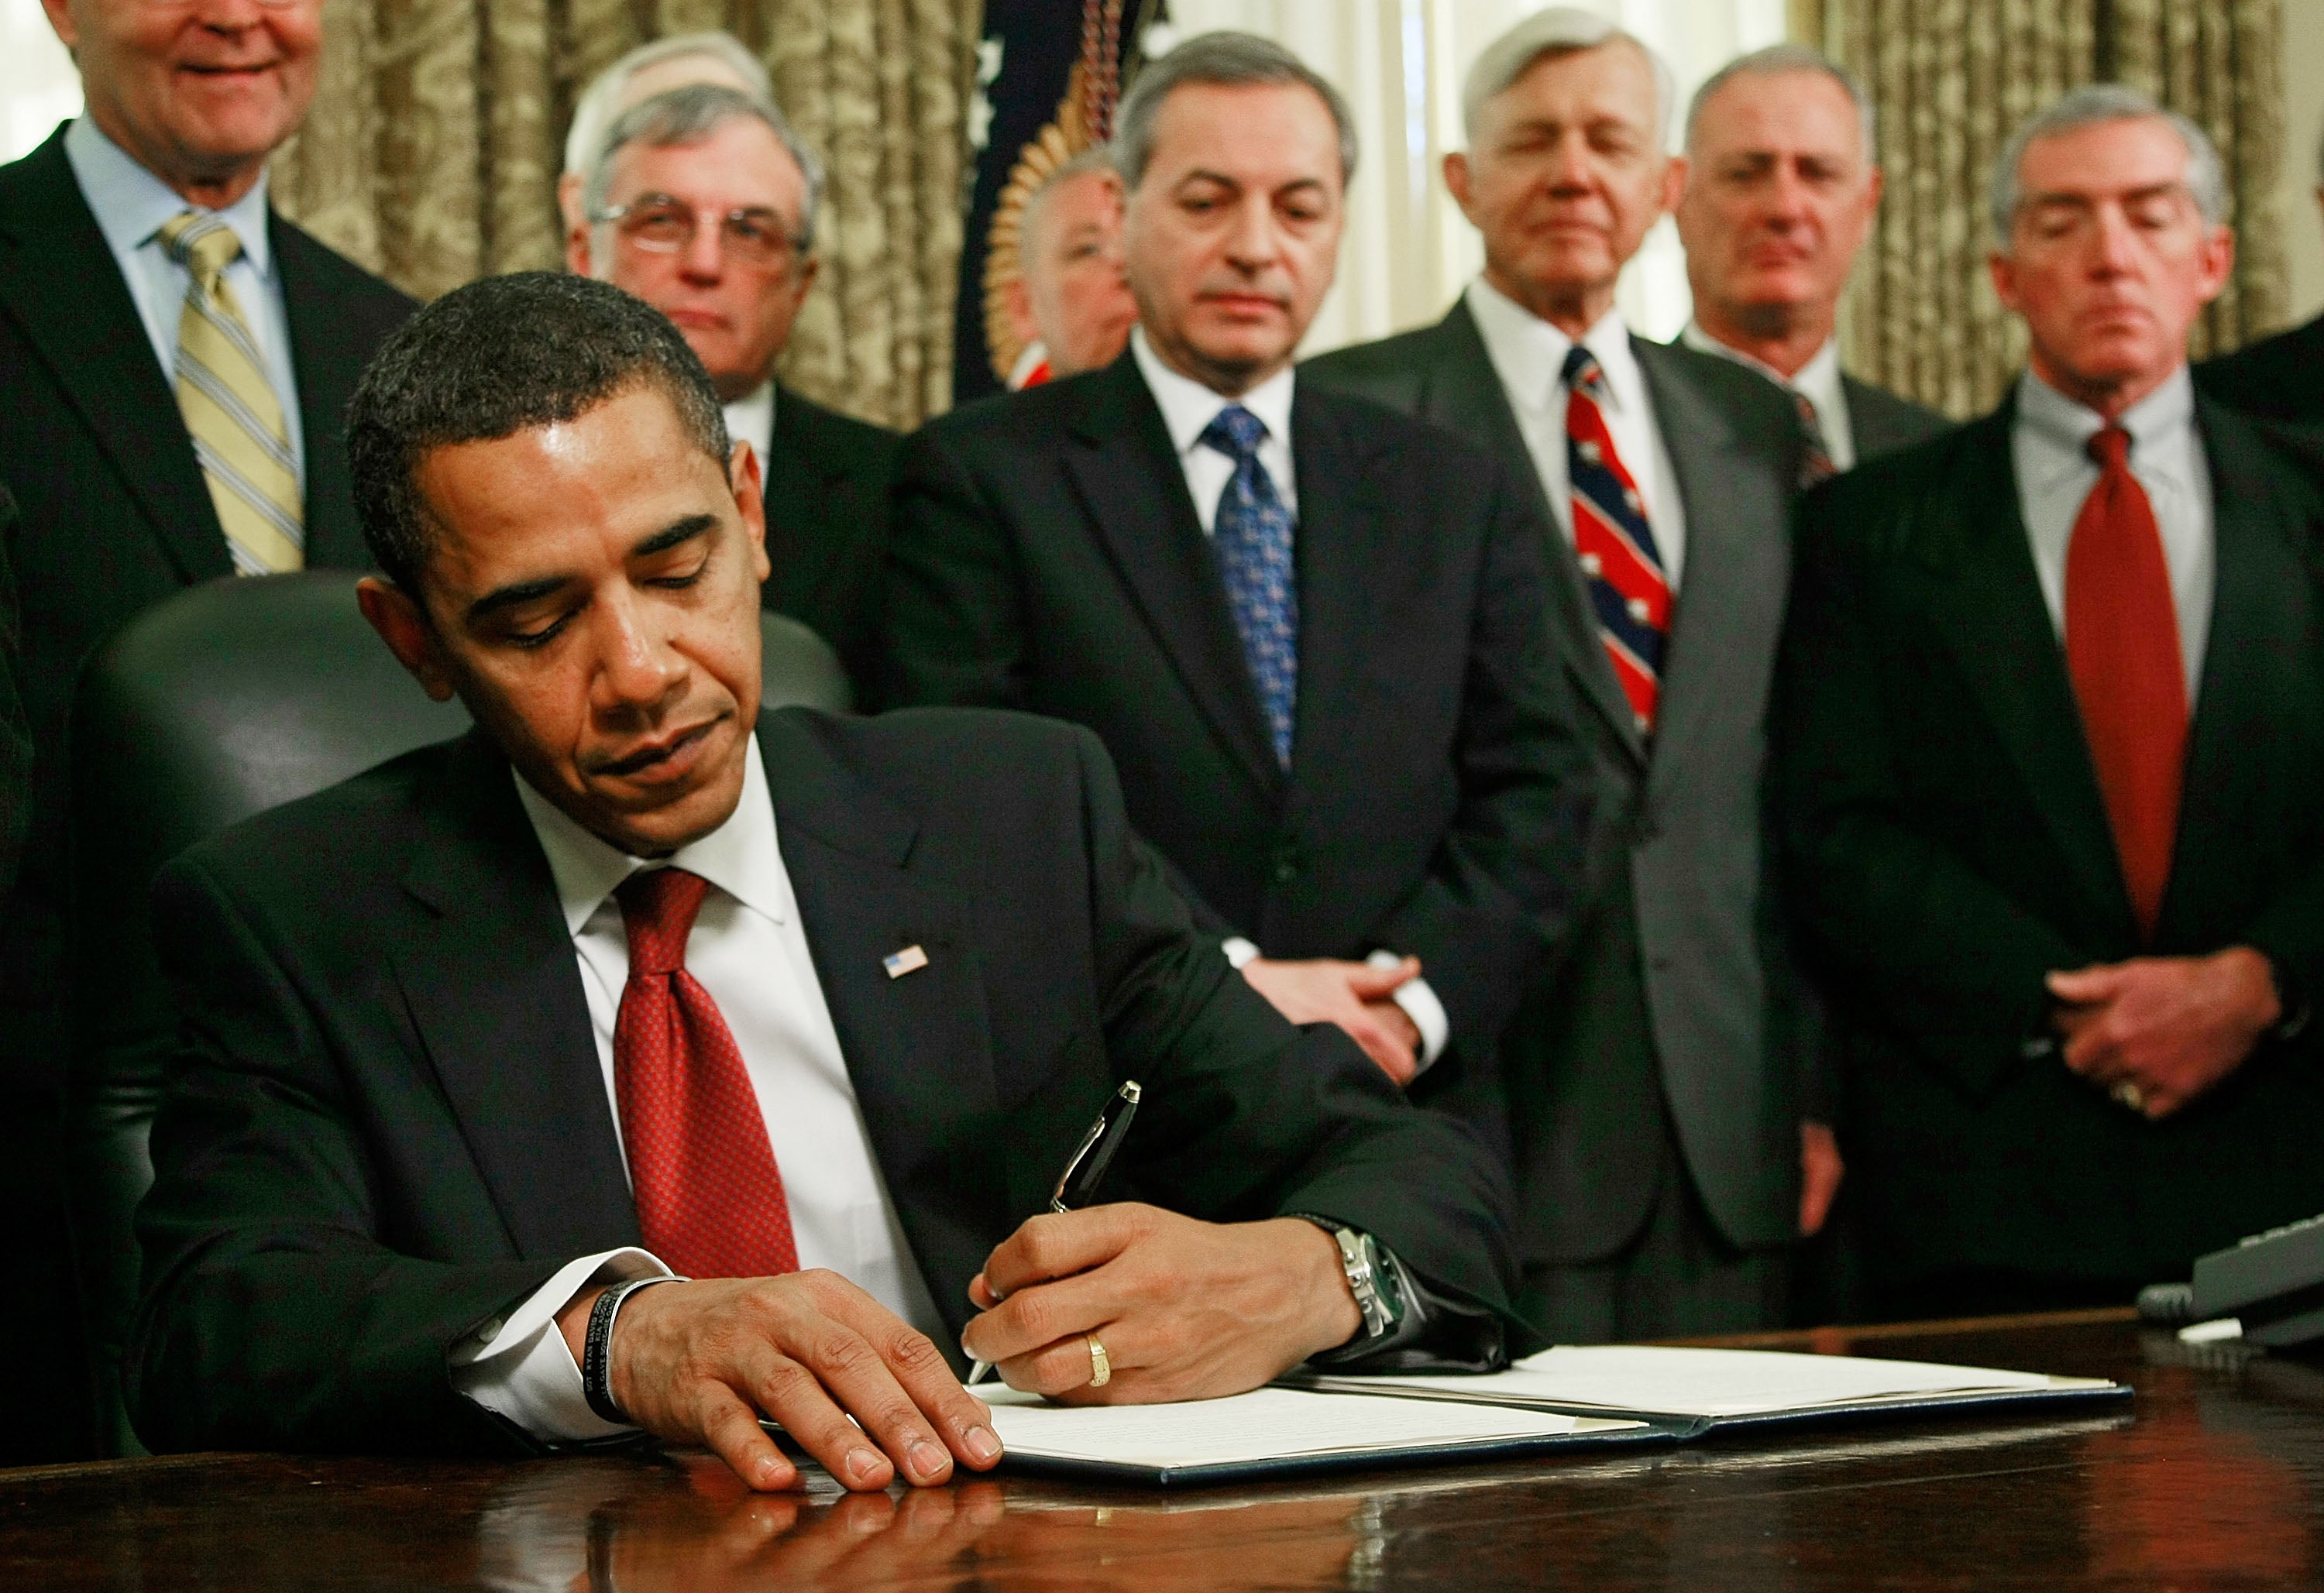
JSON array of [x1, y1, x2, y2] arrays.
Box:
[[1990, 83, 2226, 242], [1111, 29, 1358, 190], [1685, 41, 1873, 161], [1460, 6, 1675, 149], [557, 32, 774, 231], [586, 83, 827, 252]]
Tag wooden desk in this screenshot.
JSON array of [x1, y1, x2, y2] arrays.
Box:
[[4, 1310, 2318, 1589]]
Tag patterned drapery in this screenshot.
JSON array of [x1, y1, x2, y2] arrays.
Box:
[[267, 0, 981, 430], [1793, 0, 2287, 418]]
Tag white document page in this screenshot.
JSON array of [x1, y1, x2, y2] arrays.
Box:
[[1306, 1345, 2106, 1419], [981, 1384, 1640, 1469]]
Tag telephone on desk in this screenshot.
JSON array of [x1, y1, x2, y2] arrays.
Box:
[[2138, 1211, 2324, 1348]]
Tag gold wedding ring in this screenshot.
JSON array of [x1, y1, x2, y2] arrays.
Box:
[[1085, 1332, 1112, 1389], [2112, 1080, 2145, 1114]]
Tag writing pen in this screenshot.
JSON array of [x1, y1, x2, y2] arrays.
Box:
[[966, 1080, 1142, 1387]]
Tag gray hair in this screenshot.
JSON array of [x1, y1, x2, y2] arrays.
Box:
[[1023, 146, 1119, 252], [1990, 84, 2227, 242], [563, 32, 772, 184], [1686, 43, 1874, 163], [1463, 7, 1676, 149], [586, 83, 826, 254], [1112, 31, 1358, 191]]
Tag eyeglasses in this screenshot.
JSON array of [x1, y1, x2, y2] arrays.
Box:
[[590, 194, 806, 273]]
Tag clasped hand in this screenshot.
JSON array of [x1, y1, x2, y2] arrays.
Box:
[[2047, 946, 2280, 1119], [1239, 956, 1425, 1083], [559, 1204, 1357, 1492]]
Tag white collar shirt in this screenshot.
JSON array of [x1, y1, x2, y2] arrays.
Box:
[[63, 114, 306, 490], [1465, 277, 1688, 590], [1679, 321, 1855, 470], [450, 736, 941, 1441], [1131, 325, 1299, 534], [2013, 366, 2214, 702], [722, 379, 776, 464]]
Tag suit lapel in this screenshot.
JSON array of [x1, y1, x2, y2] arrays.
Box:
[[756, 386, 830, 616], [1063, 358, 1283, 797], [757, 712, 1009, 1308], [2166, 399, 2311, 936], [392, 731, 641, 1258], [0, 129, 229, 585], [1284, 387, 1387, 788], [273, 215, 369, 568], [1428, 303, 1644, 765], [1913, 405, 2130, 930]]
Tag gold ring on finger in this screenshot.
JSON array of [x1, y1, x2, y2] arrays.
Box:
[[1085, 1332, 1111, 1389], [2111, 1080, 2144, 1114]]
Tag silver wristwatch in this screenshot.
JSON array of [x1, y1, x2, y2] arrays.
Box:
[[1301, 1217, 1401, 1341]]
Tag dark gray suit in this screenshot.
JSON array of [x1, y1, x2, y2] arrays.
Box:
[[1839, 373, 1954, 465], [1305, 299, 1807, 1339]]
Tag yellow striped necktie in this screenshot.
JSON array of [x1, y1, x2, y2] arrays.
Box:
[[155, 211, 304, 574]]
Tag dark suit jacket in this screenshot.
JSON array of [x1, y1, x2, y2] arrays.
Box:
[[758, 383, 899, 700], [2195, 313, 2324, 427], [882, 353, 1595, 1094], [0, 482, 25, 900], [126, 706, 1526, 1455], [1842, 373, 1954, 464], [1775, 392, 2324, 1293], [1305, 305, 1809, 1262], [0, 124, 414, 1102]]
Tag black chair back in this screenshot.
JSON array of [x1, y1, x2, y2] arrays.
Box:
[[67, 572, 850, 1453]]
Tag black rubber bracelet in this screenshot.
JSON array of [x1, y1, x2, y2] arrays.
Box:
[[583, 1276, 682, 1426]]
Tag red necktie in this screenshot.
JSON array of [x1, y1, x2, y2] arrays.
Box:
[[612, 867, 799, 1277], [2064, 426, 2188, 942]]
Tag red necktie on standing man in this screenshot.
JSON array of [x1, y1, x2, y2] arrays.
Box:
[[2064, 424, 2188, 942]]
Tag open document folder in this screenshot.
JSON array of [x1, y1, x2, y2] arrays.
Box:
[[978, 1383, 1661, 1485], [1287, 1344, 2130, 1436]]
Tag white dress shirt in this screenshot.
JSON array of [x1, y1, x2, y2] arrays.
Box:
[[1679, 320, 1855, 471], [450, 737, 941, 1440], [62, 115, 306, 491], [2013, 367, 2215, 703], [1465, 277, 1689, 590], [722, 379, 775, 466], [1127, 328, 1449, 1071]]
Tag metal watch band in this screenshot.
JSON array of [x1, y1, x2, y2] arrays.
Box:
[[1291, 1214, 1401, 1342], [582, 1276, 684, 1425]]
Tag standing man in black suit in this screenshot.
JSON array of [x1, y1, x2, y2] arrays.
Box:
[[2195, 121, 2322, 427], [1306, 9, 1816, 1342], [886, 32, 1593, 1094], [1673, 44, 1951, 472], [129, 272, 1526, 1482], [0, 0, 412, 1460], [569, 79, 896, 698], [1777, 88, 2324, 1317]]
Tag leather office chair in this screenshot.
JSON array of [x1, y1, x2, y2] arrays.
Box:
[[67, 572, 853, 1454]]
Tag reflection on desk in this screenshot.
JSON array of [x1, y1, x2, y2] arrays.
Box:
[[5, 1310, 2323, 1591]]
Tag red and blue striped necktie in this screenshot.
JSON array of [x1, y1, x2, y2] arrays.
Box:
[[1563, 345, 1670, 736]]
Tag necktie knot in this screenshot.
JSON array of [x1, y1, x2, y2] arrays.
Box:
[[156, 211, 242, 290], [1200, 403, 1268, 463], [1561, 345, 1605, 401], [617, 867, 710, 976], [2088, 424, 2133, 474]]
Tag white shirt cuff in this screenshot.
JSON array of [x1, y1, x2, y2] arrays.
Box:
[[1369, 949, 1449, 1073], [448, 1248, 672, 1442], [1222, 936, 1262, 969]]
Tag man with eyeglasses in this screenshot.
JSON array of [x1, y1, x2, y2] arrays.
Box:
[[568, 82, 896, 701], [0, 0, 414, 1461]]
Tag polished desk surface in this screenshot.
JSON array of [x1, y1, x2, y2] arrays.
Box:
[[4, 1309, 2318, 1590]]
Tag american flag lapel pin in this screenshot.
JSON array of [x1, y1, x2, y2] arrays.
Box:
[[883, 944, 930, 980]]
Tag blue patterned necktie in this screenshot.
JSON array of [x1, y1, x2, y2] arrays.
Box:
[[1201, 403, 1298, 767]]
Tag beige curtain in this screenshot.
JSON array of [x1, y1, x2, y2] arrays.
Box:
[[266, 0, 980, 430], [1793, 0, 2288, 419]]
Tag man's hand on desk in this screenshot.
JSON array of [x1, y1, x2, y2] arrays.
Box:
[[960, 1204, 1362, 1403], [555, 1272, 1003, 1494], [2047, 947, 2281, 1119], [1239, 956, 1424, 1084]]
